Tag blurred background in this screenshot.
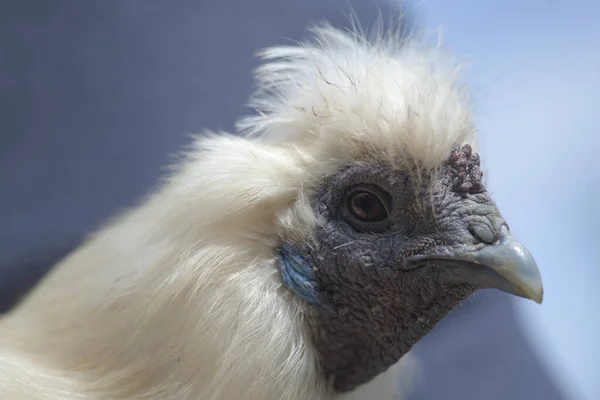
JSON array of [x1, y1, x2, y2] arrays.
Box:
[[0, 1, 597, 399]]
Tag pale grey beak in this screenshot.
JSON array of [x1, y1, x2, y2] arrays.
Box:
[[463, 225, 544, 304]]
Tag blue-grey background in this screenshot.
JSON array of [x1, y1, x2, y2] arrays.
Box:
[[0, 1, 596, 399]]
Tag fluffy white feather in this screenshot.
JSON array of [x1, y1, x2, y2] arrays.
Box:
[[0, 19, 475, 400]]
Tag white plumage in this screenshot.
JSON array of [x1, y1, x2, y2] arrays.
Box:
[[0, 20, 494, 400]]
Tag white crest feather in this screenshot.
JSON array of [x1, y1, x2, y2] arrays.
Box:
[[237, 21, 477, 173]]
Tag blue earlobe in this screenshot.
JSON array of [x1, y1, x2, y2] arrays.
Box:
[[277, 243, 320, 307]]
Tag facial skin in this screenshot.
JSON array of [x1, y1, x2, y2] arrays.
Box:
[[277, 145, 543, 392]]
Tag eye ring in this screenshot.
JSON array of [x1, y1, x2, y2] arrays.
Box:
[[345, 185, 391, 224]]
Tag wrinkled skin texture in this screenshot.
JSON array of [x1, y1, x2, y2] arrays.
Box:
[[279, 147, 511, 392]]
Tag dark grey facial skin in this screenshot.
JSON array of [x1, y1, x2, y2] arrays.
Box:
[[305, 162, 502, 391], [277, 145, 543, 393]]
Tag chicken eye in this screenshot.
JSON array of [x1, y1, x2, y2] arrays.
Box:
[[346, 188, 389, 222]]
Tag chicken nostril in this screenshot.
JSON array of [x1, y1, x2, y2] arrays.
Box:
[[468, 223, 495, 244]]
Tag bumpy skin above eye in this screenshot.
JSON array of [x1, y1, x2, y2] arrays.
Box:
[[277, 160, 508, 392]]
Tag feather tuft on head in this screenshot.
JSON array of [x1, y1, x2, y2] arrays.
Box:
[[236, 21, 477, 181]]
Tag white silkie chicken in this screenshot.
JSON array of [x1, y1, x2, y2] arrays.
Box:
[[0, 20, 543, 400]]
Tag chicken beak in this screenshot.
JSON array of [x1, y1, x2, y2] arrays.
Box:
[[462, 225, 544, 304]]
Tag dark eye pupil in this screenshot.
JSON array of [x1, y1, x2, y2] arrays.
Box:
[[348, 191, 387, 222]]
